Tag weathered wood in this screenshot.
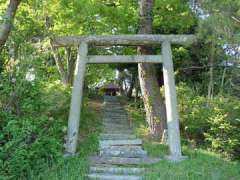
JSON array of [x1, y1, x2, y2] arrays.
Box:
[[162, 41, 183, 160], [65, 42, 88, 155], [87, 55, 162, 64], [51, 34, 196, 47]]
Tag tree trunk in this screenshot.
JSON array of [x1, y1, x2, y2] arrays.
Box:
[[117, 69, 125, 95], [65, 47, 75, 85], [50, 44, 68, 85], [0, 0, 21, 52], [126, 75, 134, 99], [138, 0, 167, 139], [207, 43, 215, 101]]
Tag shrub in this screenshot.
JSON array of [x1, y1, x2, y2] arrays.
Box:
[[0, 80, 70, 179], [205, 97, 240, 160], [177, 83, 211, 144], [177, 83, 240, 159]]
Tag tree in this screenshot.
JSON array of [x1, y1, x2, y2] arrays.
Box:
[[0, 0, 21, 52], [196, 0, 240, 98], [138, 0, 167, 139]]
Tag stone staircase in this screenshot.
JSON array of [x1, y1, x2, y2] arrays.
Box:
[[87, 96, 160, 180]]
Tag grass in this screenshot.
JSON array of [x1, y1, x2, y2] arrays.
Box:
[[143, 144, 240, 180], [35, 97, 103, 180], [125, 100, 240, 180]]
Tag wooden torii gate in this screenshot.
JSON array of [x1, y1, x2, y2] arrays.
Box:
[[52, 34, 196, 161]]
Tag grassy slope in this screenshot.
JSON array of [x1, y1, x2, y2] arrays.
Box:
[[36, 98, 103, 180], [37, 97, 240, 180], [126, 102, 240, 180]]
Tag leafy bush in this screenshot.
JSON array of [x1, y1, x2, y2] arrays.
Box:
[[177, 83, 240, 159], [205, 97, 240, 160], [0, 79, 70, 179], [177, 84, 211, 144]]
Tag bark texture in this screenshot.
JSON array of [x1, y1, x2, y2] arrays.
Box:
[[138, 0, 167, 139], [0, 0, 21, 51]]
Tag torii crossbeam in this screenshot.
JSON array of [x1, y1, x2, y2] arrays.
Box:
[[51, 34, 196, 161]]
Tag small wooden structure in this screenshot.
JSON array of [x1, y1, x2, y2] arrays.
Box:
[[102, 83, 119, 96], [52, 34, 196, 161]]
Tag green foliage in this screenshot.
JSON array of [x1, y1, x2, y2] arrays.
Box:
[[198, 0, 240, 44], [177, 83, 240, 160], [177, 84, 211, 143], [35, 100, 102, 180], [205, 97, 240, 159], [154, 0, 197, 34], [0, 79, 70, 179]]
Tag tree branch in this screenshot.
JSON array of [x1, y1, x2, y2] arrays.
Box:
[[0, 0, 21, 51]]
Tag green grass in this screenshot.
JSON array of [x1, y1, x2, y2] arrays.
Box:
[[143, 144, 240, 180], [125, 101, 240, 180], [35, 98, 103, 180]]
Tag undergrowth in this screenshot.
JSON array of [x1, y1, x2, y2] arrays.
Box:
[[125, 98, 240, 180], [35, 98, 103, 180]]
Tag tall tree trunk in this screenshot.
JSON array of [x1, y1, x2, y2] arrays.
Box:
[[0, 0, 21, 52], [138, 0, 167, 139]]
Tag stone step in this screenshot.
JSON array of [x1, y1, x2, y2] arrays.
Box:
[[88, 173, 143, 180], [103, 120, 129, 124], [104, 103, 121, 105], [103, 124, 129, 129], [104, 113, 126, 115], [103, 122, 129, 126], [103, 118, 128, 121], [104, 116, 126, 119], [104, 105, 121, 107], [105, 113, 127, 116], [100, 134, 137, 140], [105, 116, 128, 119], [100, 146, 147, 158], [104, 105, 122, 107], [90, 166, 145, 175], [104, 116, 127, 119], [100, 139, 142, 149], [104, 105, 121, 108], [104, 108, 124, 111], [90, 156, 161, 165], [104, 111, 126, 114], [104, 126, 130, 131], [103, 129, 133, 134], [103, 125, 130, 130]]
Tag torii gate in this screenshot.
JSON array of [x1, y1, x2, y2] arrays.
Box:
[[52, 34, 196, 161]]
